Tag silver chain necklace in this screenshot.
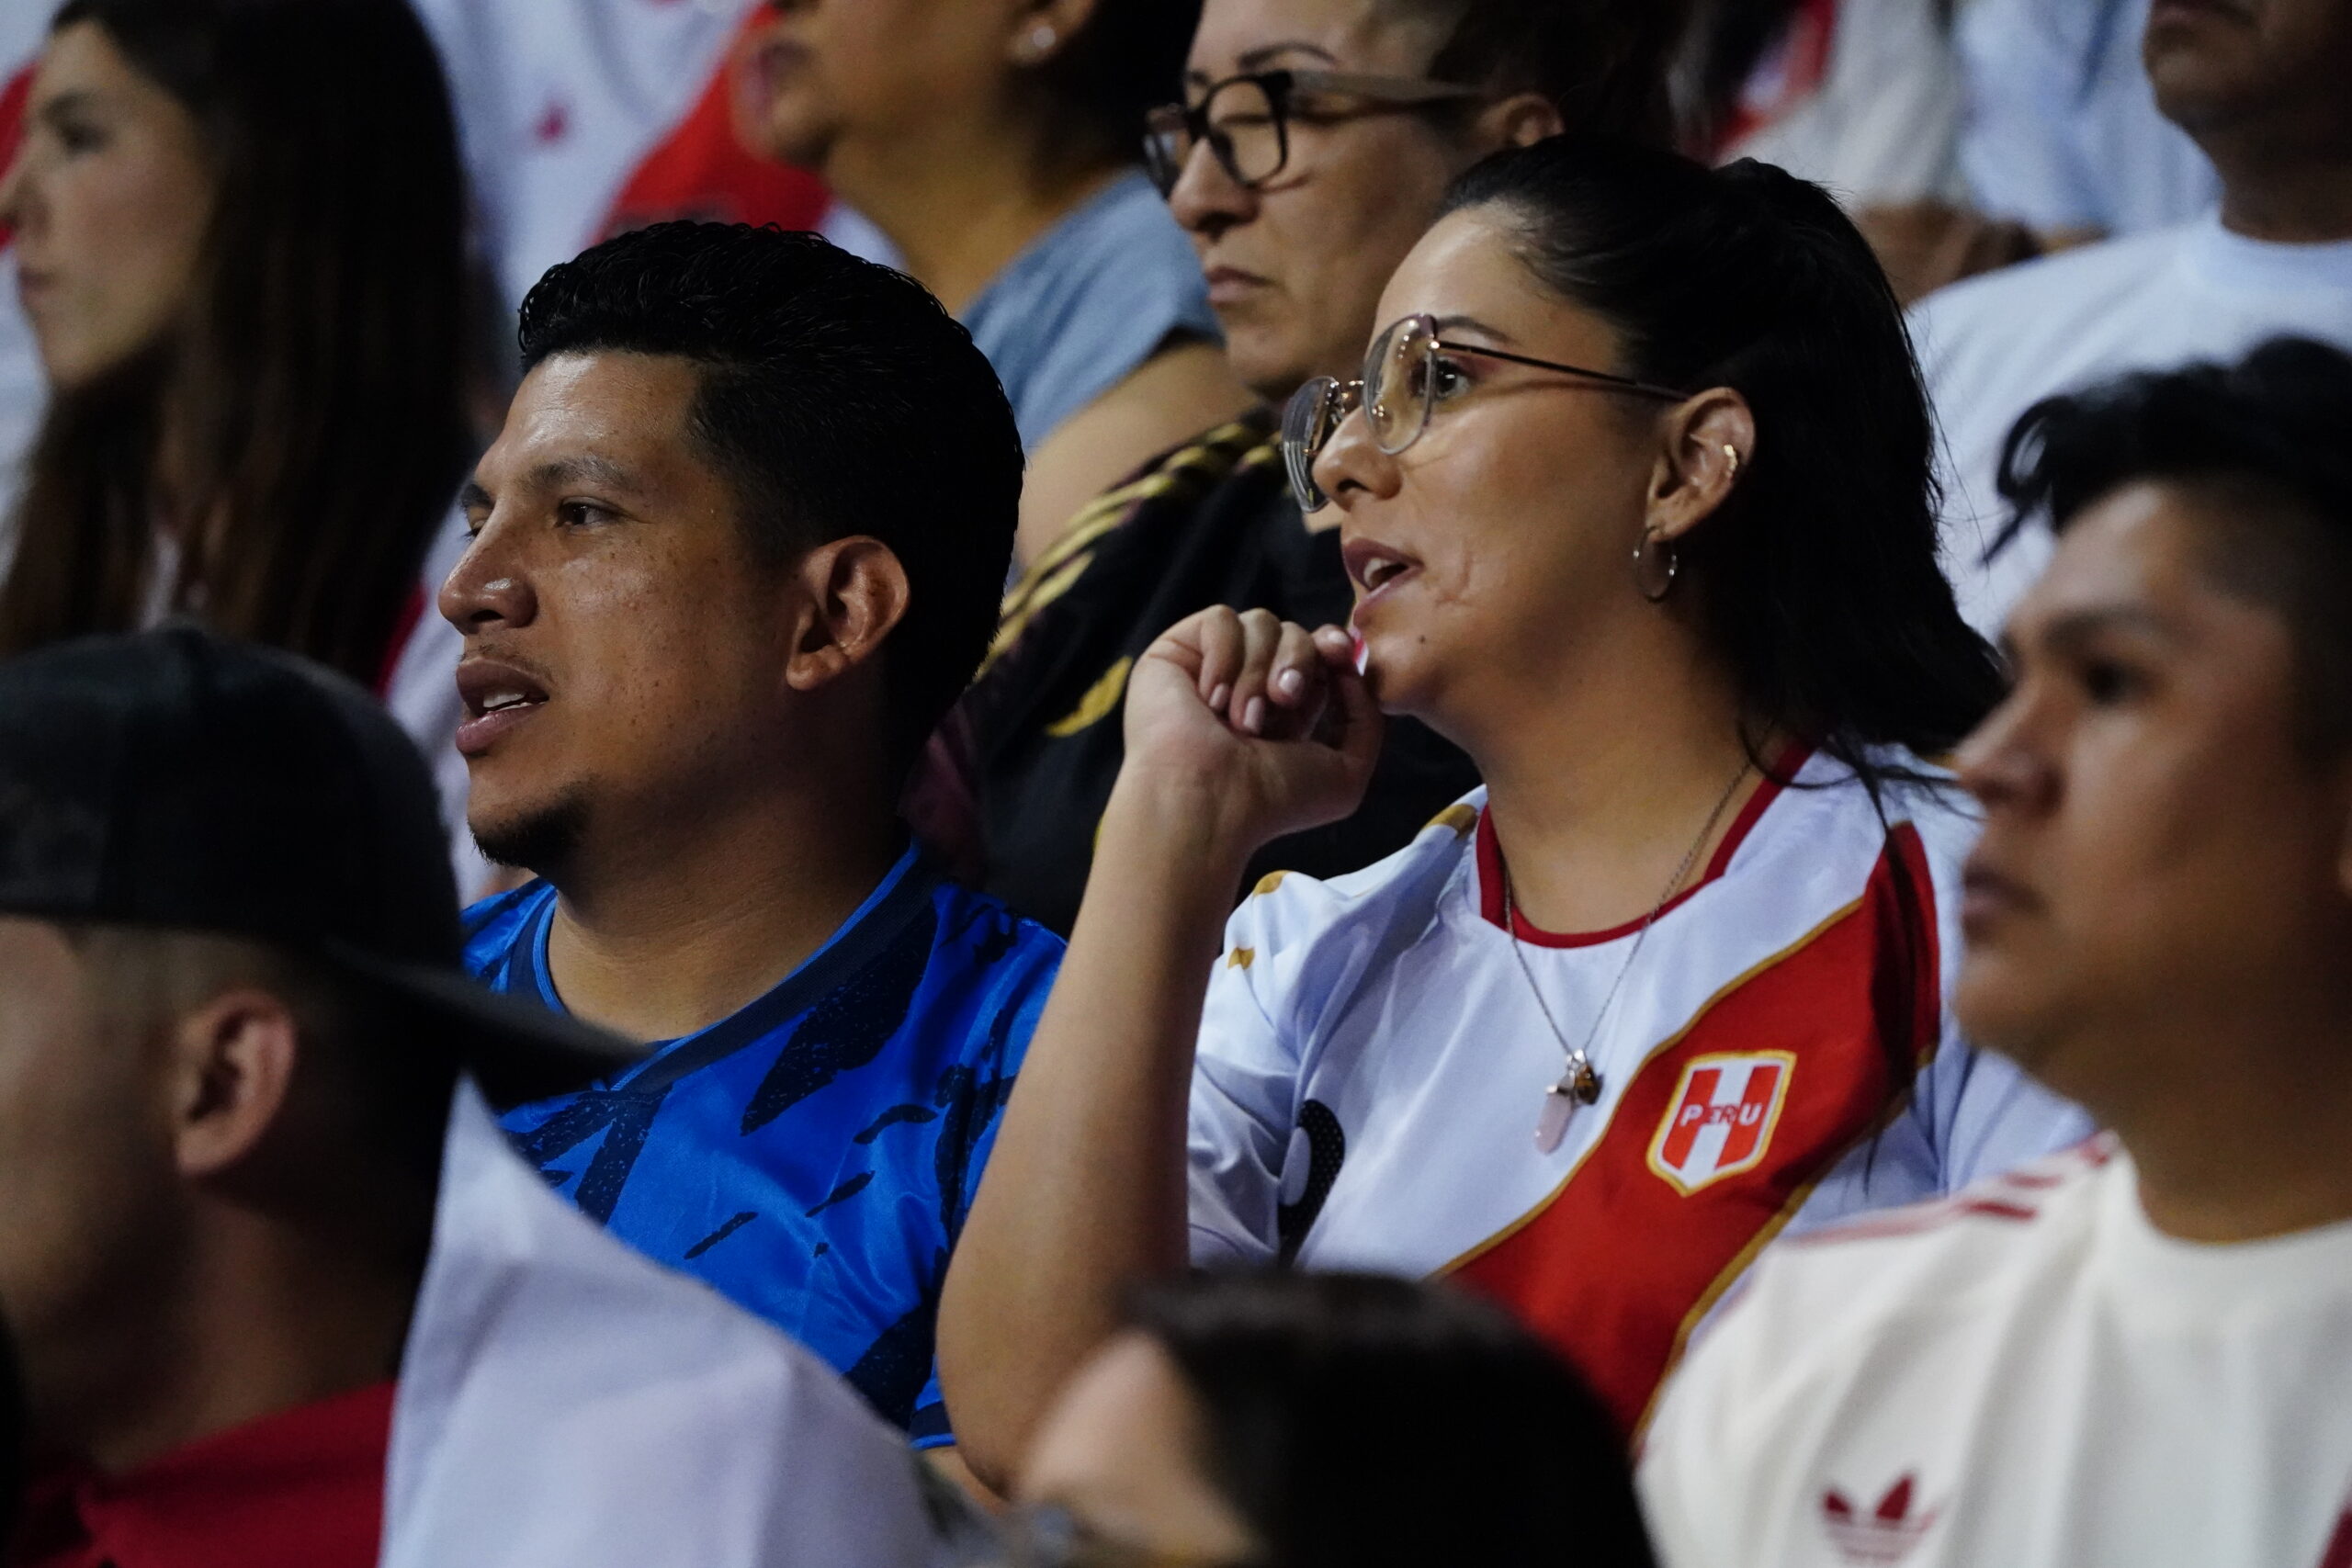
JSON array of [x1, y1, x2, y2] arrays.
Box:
[[1503, 760, 1753, 1155]]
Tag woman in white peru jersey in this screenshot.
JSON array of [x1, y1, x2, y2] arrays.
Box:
[[939, 135, 2094, 1486]]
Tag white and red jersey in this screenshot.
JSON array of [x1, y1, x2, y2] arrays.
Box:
[[1639, 1137, 2352, 1568], [1186, 747, 2092, 1435], [407, 0, 844, 311]]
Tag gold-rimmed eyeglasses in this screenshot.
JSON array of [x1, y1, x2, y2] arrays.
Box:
[[1280, 312, 1688, 512]]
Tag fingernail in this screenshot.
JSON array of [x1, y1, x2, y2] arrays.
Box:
[[1276, 668, 1304, 698], [1209, 683, 1231, 713], [1244, 696, 1266, 733]]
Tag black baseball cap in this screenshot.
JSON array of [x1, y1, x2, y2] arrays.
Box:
[[0, 626, 640, 1104]]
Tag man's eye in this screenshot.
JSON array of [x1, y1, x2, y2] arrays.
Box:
[[2078, 659, 2142, 705], [556, 500, 614, 528]]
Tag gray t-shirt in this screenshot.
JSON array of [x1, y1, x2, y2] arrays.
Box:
[[960, 168, 1218, 453]]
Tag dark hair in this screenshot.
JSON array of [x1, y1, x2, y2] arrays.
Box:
[[515, 222, 1024, 775], [1033, 0, 1202, 170], [0, 0, 473, 685], [1130, 1271, 1656, 1568], [1997, 336, 2352, 755], [1408, 0, 1686, 145], [1438, 136, 2004, 782]]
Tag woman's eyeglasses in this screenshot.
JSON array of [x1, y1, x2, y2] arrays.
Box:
[[1280, 312, 1688, 512], [1143, 69, 1478, 197]]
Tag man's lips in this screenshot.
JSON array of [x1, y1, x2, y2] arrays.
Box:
[[1340, 536, 1421, 604], [454, 656, 550, 758]]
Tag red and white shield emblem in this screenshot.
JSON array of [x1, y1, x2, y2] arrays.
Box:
[[1646, 1051, 1794, 1194]]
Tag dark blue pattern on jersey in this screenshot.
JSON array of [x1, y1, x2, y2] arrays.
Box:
[[467, 848, 1062, 1445]]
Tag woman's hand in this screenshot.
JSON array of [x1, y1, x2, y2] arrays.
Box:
[[1117, 606, 1385, 855]]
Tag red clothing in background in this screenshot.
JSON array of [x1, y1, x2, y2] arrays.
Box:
[[9, 1382, 394, 1568]]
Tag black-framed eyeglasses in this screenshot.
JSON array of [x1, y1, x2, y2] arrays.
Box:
[[1142, 69, 1479, 197], [1280, 312, 1688, 512]]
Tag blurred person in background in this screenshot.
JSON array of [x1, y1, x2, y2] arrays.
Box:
[[938, 138, 2091, 1487], [1640, 338, 2352, 1568], [994, 1272, 1655, 1568], [1956, 0, 2218, 246], [740, 0, 1250, 569], [0, 629, 935, 1568], [0, 0, 483, 887], [451, 224, 1062, 1462], [1916, 0, 2352, 637], [930, 0, 1681, 937]]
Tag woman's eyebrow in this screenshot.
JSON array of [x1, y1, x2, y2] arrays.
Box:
[[1431, 314, 1519, 347], [1188, 40, 1341, 85]]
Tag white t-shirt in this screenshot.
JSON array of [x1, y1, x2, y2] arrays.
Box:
[[1718, 0, 1966, 207], [1639, 1136, 2352, 1568], [1913, 215, 2352, 636], [1955, 0, 2218, 236], [1187, 748, 2092, 1434], [386, 1080, 945, 1567]]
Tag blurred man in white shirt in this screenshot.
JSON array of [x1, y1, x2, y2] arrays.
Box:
[[1641, 338, 2352, 1568]]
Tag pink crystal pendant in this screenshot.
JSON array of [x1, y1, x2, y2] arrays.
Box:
[[1532, 1054, 1602, 1154]]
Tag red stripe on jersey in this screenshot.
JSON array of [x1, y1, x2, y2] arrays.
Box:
[[374, 585, 426, 700], [2316, 1508, 2352, 1568], [1447, 823, 1940, 1438], [599, 9, 830, 243], [0, 63, 33, 250]]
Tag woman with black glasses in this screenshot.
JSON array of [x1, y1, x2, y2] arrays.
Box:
[[939, 135, 2098, 1486], [931, 0, 1679, 938]]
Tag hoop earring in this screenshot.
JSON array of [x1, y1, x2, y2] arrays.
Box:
[[1633, 529, 1678, 603], [1723, 443, 1743, 481]]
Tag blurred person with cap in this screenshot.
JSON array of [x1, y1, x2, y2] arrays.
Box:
[[1914, 0, 2352, 636], [740, 0, 1251, 570], [1639, 339, 2352, 1568], [0, 626, 942, 1568]]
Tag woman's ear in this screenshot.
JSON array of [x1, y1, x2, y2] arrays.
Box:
[[1471, 93, 1566, 154], [783, 536, 912, 695], [1645, 390, 1758, 546]]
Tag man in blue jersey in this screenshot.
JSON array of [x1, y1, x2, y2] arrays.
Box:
[[440, 220, 1063, 1452]]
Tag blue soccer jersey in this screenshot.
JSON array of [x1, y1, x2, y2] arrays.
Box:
[[465, 846, 1063, 1446]]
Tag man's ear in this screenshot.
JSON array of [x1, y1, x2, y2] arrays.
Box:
[[167, 989, 301, 1180], [1469, 92, 1566, 154], [784, 536, 912, 695], [1645, 389, 1758, 547]]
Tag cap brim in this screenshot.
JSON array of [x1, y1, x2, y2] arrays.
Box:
[[322, 941, 648, 1109]]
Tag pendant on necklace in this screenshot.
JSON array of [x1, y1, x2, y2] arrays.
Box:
[[1533, 1053, 1603, 1154]]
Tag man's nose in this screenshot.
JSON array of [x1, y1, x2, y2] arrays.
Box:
[[438, 520, 537, 634]]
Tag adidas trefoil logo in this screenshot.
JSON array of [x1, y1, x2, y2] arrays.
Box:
[[1820, 1473, 1941, 1565]]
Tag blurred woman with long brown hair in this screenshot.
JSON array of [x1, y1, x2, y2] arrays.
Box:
[[0, 0, 477, 866]]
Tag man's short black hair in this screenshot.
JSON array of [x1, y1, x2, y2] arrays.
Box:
[[1999, 335, 2352, 755], [515, 222, 1024, 775]]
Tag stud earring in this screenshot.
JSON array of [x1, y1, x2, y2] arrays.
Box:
[[1022, 21, 1057, 60], [1723, 443, 1742, 480]]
